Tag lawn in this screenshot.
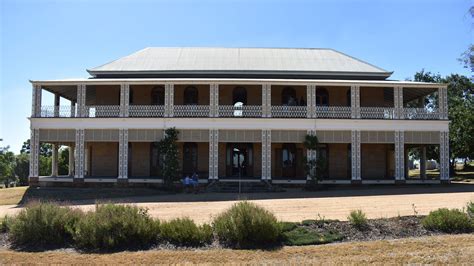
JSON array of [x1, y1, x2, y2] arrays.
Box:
[[0, 234, 472, 264], [0, 186, 27, 205]]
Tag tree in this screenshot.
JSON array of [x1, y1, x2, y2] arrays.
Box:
[[303, 134, 327, 187], [14, 153, 29, 185], [58, 147, 70, 176], [413, 71, 474, 174], [0, 149, 17, 186], [20, 139, 53, 157], [157, 128, 180, 188]]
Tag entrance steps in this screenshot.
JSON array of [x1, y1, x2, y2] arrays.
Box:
[[206, 179, 278, 193]]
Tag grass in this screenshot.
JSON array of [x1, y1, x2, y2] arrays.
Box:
[[0, 186, 28, 205], [0, 234, 472, 264], [282, 227, 342, 246]]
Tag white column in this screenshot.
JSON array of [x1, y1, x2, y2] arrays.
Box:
[[68, 145, 75, 176], [307, 84, 316, 118], [351, 130, 361, 180], [209, 83, 220, 117], [394, 87, 402, 119], [118, 129, 129, 179], [74, 129, 85, 179], [439, 131, 450, 181], [51, 144, 58, 176], [208, 129, 219, 179], [261, 130, 272, 180], [76, 84, 86, 117], [439, 86, 448, 119], [120, 83, 130, 117], [29, 129, 40, 179], [351, 85, 360, 119], [31, 84, 42, 117], [164, 83, 174, 117], [395, 131, 405, 180], [262, 84, 272, 118], [53, 94, 60, 117]]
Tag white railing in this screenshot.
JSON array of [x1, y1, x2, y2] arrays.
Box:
[[174, 105, 210, 117], [218, 105, 262, 117], [315, 106, 351, 119], [402, 108, 440, 120], [84, 105, 120, 117], [39, 106, 76, 117], [360, 107, 396, 119], [271, 106, 307, 118], [129, 105, 165, 117]]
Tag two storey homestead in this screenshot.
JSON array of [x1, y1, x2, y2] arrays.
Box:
[[28, 47, 449, 186]]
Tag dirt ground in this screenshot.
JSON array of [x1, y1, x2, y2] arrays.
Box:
[[0, 184, 473, 223], [1, 234, 473, 264]]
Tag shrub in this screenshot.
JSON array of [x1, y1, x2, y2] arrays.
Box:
[[9, 202, 82, 248], [348, 210, 368, 230], [283, 227, 342, 246], [213, 201, 281, 248], [0, 215, 13, 233], [467, 202, 474, 219], [72, 204, 159, 251], [160, 217, 213, 246], [422, 208, 472, 233], [280, 221, 299, 232]]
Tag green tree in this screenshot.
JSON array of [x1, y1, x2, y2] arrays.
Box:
[[0, 149, 17, 186], [157, 128, 180, 188], [303, 134, 327, 187], [14, 153, 30, 185], [413, 71, 474, 174], [20, 139, 52, 157], [58, 147, 70, 176]]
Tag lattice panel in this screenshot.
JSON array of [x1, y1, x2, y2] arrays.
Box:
[[29, 129, 40, 177], [439, 131, 450, 180], [394, 131, 405, 180], [178, 130, 210, 142], [271, 106, 307, 118], [84, 105, 120, 117], [351, 130, 361, 180], [315, 106, 351, 119], [218, 105, 262, 117], [315, 131, 352, 143], [85, 129, 120, 142], [219, 130, 261, 142], [271, 130, 307, 143], [360, 107, 396, 119], [174, 105, 210, 117], [307, 85, 316, 118], [402, 108, 440, 120], [39, 129, 75, 142], [128, 129, 164, 142], [208, 129, 219, 179], [118, 129, 128, 179], [360, 131, 395, 143], [129, 105, 165, 117], [404, 131, 441, 144]]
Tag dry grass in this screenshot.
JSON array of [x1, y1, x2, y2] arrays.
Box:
[[0, 187, 27, 205], [0, 234, 472, 264]]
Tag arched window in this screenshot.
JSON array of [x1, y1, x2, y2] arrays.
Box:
[[316, 88, 329, 106], [183, 142, 198, 175], [232, 87, 247, 105], [184, 86, 198, 105], [282, 87, 297, 106], [151, 86, 165, 105]]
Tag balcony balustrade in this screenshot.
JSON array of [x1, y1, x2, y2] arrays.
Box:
[[271, 106, 307, 118], [174, 105, 210, 117], [218, 105, 262, 117], [40, 106, 76, 117], [36, 105, 443, 120], [129, 105, 165, 117], [402, 108, 440, 120], [84, 105, 120, 118], [360, 107, 396, 119], [315, 106, 351, 119]]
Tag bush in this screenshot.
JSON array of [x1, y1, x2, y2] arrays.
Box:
[[422, 208, 472, 233], [72, 204, 159, 251], [467, 202, 474, 219], [348, 210, 368, 230], [280, 221, 299, 232], [0, 215, 13, 233], [160, 217, 213, 246], [9, 202, 82, 248], [213, 201, 281, 248], [283, 227, 342, 246]]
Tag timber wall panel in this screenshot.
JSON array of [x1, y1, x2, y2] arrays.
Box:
[[271, 130, 307, 143], [178, 130, 210, 142], [85, 129, 119, 142], [128, 129, 164, 142], [405, 131, 440, 144], [316, 131, 352, 143], [219, 130, 261, 142], [39, 129, 75, 142]]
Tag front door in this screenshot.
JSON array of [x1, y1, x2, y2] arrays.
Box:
[[282, 144, 297, 178], [226, 143, 253, 177]]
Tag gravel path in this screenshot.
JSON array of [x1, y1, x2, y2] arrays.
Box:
[[0, 185, 473, 223]]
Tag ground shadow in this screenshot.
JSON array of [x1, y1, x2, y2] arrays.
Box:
[[17, 182, 474, 207]]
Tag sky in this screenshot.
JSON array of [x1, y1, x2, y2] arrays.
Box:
[[1, 0, 472, 153]]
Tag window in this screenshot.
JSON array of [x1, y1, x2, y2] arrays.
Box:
[[150, 142, 161, 177], [184, 86, 198, 105], [183, 143, 198, 174], [151, 86, 165, 105], [282, 144, 296, 168], [316, 87, 329, 106], [282, 87, 297, 106]]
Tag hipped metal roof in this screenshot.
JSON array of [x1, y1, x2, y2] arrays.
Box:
[[87, 47, 393, 79]]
